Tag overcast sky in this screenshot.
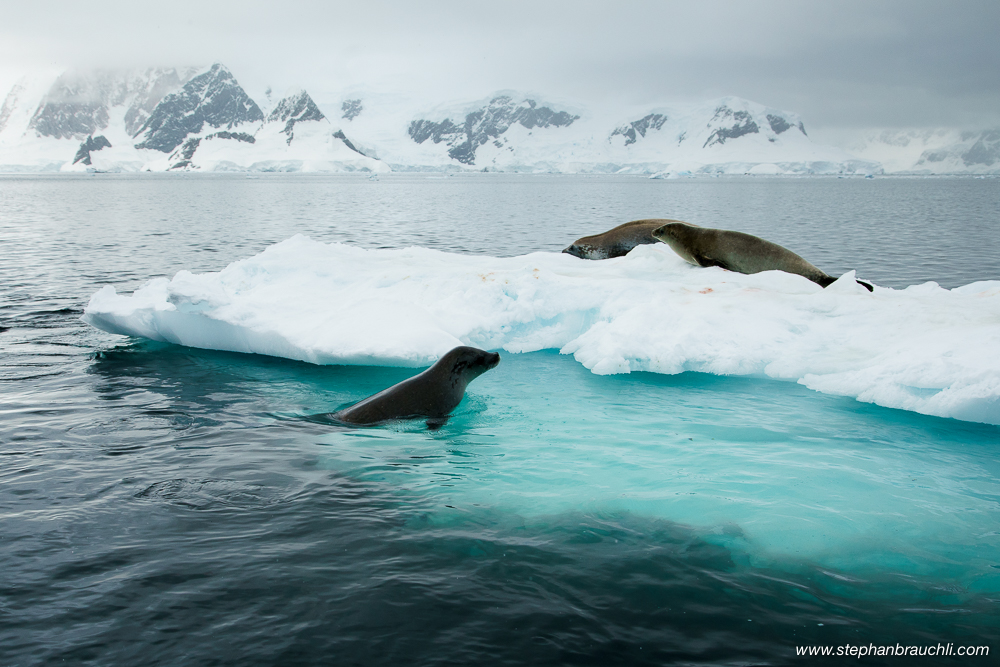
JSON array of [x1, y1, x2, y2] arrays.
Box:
[[2, 0, 998, 132]]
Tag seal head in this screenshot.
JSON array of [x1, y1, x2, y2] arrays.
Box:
[[563, 219, 688, 260], [332, 346, 500, 426], [650, 221, 704, 266]]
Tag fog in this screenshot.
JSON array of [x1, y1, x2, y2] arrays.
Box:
[[2, 0, 998, 131]]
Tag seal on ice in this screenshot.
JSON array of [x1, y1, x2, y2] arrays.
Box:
[[563, 219, 691, 259], [652, 221, 874, 291]]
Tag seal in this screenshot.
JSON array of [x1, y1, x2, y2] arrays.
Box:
[[563, 219, 692, 259], [332, 346, 500, 426], [652, 221, 874, 291]]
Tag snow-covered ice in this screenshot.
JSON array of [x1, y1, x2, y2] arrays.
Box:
[[83, 235, 1000, 425]]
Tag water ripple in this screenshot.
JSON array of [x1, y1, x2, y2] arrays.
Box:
[[1, 174, 998, 665]]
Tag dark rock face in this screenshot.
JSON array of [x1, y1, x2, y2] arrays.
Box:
[[123, 69, 189, 137], [962, 129, 1000, 167], [267, 91, 325, 145], [611, 113, 668, 146], [341, 99, 363, 121], [408, 96, 579, 165], [703, 106, 760, 148], [32, 100, 108, 140], [29, 71, 110, 141], [28, 69, 189, 141], [332, 130, 365, 156], [206, 131, 255, 143], [27, 70, 114, 139], [766, 114, 791, 135], [169, 137, 202, 169], [167, 131, 256, 170], [135, 64, 264, 153], [72, 135, 112, 165], [409, 118, 462, 145]]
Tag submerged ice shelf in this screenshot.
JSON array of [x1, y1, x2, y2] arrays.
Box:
[[83, 235, 1000, 425]]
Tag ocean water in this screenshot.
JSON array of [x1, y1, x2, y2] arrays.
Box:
[[1, 173, 999, 665]]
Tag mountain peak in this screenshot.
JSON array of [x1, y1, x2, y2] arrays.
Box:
[[27, 70, 111, 140], [408, 94, 579, 165], [267, 90, 326, 144], [134, 63, 264, 153], [18, 68, 193, 142]]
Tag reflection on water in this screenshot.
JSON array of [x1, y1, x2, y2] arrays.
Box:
[[1, 174, 999, 665]]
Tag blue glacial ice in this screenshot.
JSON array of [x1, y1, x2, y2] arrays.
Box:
[[83, 235, 1000, 425]]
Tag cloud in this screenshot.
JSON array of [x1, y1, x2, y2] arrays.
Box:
[[2, 0, 998, 130]]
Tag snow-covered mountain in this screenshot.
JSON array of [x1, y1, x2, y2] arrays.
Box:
[[134, 63, 264, 154], [0, 67, 197, 171], [0, 64, 386, 173], [838, 128, 1000, 174], [9, 62, 994, 175], [331, 92, 879, 175]]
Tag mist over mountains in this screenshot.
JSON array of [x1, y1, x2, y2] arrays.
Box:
[[0, 63, 995, 175], [0, 64, 382, 173]]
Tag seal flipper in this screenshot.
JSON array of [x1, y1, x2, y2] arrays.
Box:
[[693, 253, 732, 271], [814, 274, 875, 292], [426, 417, 449, 430]]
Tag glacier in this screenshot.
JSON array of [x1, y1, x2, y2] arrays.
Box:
[[83, 235, 1000, 426], [820, 127, 1000, 174]]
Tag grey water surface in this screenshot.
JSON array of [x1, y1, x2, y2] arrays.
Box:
[[1, 173, 999, 666]]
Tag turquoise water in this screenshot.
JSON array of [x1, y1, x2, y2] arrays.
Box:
[[2, 173, 999, 665], [313, 351, 1000, 584]]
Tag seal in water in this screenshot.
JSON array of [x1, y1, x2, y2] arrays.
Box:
[[652, 221, 874, 291], [563, 219, 692, 259], [332, 346, 500, 426]]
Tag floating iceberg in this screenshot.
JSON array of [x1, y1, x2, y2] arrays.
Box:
[[83, 235, 1000, 425]]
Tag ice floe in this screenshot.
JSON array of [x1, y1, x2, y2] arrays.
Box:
[[83, 235, 1000, 425]]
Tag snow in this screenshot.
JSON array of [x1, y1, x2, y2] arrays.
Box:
[[0, 73, 64, 171], [747, 163, 783, 175], [818, 127, 1000, 174], [0, 68, 387, 174], [339, 91, 877, 174], [4, 64, 999, 174], [83, 235, 1000, 426], [0, 65, 883, 174]]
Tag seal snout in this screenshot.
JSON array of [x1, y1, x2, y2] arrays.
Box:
[[563, 244, 583, 258], [484, 351, 501, 369]]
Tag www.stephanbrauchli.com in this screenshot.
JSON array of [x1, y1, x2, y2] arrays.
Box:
[[796, 642, 989, 657]]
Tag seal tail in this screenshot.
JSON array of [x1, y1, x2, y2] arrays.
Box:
[[816, 275, 874, 292]]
